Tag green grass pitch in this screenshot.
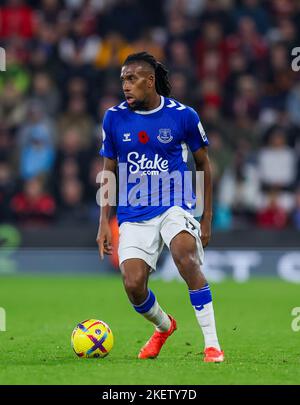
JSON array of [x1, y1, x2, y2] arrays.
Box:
[[0, 275, 299, 385]]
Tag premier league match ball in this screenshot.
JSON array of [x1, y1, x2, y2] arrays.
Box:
[[71, 319, 114, 358]]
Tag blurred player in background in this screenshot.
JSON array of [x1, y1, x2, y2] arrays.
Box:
[[97, 52, 224, 362]]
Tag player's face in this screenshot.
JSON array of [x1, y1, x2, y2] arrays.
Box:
[[120, 63, 154, 110]]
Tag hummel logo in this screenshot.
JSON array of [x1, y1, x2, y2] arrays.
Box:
[[123, 133, 131, 142]]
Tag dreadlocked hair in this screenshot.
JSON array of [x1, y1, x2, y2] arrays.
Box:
[[123, 52, 171, 97]]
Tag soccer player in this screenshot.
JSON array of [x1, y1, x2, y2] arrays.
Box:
[[97, 52, 224, 362]]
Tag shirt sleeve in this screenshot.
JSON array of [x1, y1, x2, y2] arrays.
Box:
[[99, 110, 117, 159], [184, 107, 209, 152]]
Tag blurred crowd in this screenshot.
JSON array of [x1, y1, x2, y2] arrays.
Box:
[[0, 0, 300, 230]]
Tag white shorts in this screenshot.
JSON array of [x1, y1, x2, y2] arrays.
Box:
[[118, 206, 204, 271]]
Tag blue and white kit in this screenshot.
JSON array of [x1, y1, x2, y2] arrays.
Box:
[[100, 96, 209, 269]]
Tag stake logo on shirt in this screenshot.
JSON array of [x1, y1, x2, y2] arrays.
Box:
[[127, 152, 169, 175]]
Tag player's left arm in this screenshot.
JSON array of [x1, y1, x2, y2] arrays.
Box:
[[184, 107, 212, 248], [192, 147, 212, 248]]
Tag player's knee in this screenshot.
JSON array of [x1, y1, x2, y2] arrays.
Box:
[[123, 275, 144, 294], [173, 251, 199, 273], [123, 273, 147, 303], [175, 253, 206, 287]]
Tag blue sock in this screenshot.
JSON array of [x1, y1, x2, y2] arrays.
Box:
[[131, 289, 171, 332], [189, 284, 220, 349], [189, 283, 212, 311], [132, 290, 156, 314]]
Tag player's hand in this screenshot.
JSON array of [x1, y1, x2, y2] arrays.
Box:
[[96, 221, 113, 259], [200, 217, 211, 248]]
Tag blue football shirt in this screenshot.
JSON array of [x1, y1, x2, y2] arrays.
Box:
[[100, 96, 209, 225]]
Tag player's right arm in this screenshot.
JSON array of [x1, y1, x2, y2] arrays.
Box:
[[96, 110, 118, 260], [96, 157, 117, 259]]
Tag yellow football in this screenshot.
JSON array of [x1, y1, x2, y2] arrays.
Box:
[[71, 319, 114, 358]]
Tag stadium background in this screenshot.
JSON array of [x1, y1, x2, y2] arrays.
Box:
[[0, 0, 300, 386]]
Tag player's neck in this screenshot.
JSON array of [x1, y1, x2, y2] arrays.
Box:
[[143, 93, 161, 111]]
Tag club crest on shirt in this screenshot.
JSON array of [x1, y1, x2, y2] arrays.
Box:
[[157, 128, 173, 143]]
